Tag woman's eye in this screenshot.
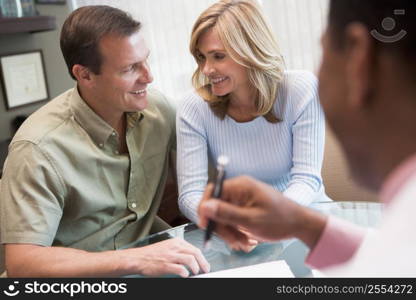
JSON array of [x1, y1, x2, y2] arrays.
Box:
[[197, 54, 205, 61], [214, 54, 225, 60]]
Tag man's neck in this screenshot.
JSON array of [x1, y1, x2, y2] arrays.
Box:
[[77, 85, 128, 153], [77, 85, 125, 131], [365, 91, 416, 191]]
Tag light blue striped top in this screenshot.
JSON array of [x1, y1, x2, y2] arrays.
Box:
[[177, 70, 329, 223]]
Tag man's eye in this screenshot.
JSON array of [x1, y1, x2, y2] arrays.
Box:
[[124, 65, 136, 73]]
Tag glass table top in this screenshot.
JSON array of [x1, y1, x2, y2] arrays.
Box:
[[124, 201, 383, 277]]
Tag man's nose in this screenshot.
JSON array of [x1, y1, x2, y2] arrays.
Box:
[[139, 62, 153, 83]]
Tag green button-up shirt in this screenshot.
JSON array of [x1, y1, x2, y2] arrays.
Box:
[[0, 87, 175, 251]]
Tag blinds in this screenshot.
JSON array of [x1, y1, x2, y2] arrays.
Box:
[[73, 0, 328, 103], [262, 0, 329, 73]]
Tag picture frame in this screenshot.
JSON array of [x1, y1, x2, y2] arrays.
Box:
[[35, 0, 66, 4], [0, 50, 49, 110]]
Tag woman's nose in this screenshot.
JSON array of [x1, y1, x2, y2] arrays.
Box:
[[202, 62, 214, 76]]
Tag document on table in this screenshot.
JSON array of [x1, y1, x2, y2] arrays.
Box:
[[311, 269, 327, 277], [193, 260, 294, 278]]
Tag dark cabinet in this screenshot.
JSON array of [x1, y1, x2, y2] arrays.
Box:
[[0, 16, 56, 34]]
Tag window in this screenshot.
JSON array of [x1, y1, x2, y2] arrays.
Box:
[[73, 0, 328, 103]]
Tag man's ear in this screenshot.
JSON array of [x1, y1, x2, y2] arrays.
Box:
[[72, 64, 95, 87], [344, 23, 375, 109]]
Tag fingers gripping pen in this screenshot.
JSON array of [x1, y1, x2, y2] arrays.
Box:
[[203, 155, 229, 249]]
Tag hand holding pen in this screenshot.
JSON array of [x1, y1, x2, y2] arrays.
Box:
[[203, 155, 229, 249]]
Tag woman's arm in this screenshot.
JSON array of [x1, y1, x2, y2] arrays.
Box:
[[176, 95, 209, 223], [284, 72, 326, 206]]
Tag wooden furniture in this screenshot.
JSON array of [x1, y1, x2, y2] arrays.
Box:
[[0, 139, 9, 178], [0, 15, 56, 34], [157, 160, 189, 227]]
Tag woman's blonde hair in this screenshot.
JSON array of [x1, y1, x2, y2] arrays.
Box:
[[190, 0, 284, 122]]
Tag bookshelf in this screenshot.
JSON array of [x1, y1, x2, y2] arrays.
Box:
[[0, 15, 56, 34]]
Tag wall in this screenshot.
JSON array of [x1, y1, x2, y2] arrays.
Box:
[[0, 3, 74, 142], [0, 3, 74, 274], [74, 0, 218, 103]]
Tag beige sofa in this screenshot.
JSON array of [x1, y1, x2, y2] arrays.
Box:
[[323, 125, 378, 202]]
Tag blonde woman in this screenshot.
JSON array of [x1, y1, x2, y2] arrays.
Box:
[[177, 0, 329, 228]]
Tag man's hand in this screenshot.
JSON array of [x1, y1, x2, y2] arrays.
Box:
[[5, 238, 210, 278], [198, 176, 327, 250], [124, 238, 210, 277]]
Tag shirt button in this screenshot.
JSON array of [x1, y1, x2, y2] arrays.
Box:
[[114, 150, 119, 155], [111, 132, 116, 136], [99, 143, 104, 148], [131, 203, 137, 208]]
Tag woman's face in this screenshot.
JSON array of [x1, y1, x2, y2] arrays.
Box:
[[196, 28, 250, 98]]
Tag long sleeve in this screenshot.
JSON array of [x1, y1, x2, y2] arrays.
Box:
[[282, 72, 327, 206], [176, 96, 208, 223], [176, 71, 329, 223], [305, 216, 366, 269]]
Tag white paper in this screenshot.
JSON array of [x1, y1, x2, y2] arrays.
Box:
[[193, 260, 294, 278], [311, 269, 327, 277]]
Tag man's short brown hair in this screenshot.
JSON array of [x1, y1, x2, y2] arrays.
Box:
[[60, 5, 141, 80]]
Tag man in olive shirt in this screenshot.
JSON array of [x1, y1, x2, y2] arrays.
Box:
[[0, 6, 209, 277]]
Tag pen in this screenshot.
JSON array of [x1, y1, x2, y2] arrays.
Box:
[[203, 155, 229, 250]]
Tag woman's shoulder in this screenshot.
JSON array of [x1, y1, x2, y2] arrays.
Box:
[[177, 90, 211, 117], [280, 70, 318, 103], [274, 70, 319, 118], [282, 70, 318, 93]]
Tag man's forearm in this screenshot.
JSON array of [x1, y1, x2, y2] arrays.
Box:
[[5, 244, 136, 277], [6, 238, 210, 278], [292, 206, 328, 249]]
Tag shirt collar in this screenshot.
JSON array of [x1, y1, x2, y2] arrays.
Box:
[[126, 110, 144, 129], [380, 153, 416, 205], [70, 85, 144, 147]]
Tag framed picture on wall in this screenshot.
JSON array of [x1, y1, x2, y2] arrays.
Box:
[[35, 0, 66, 4], [0, 50, 49, 110]]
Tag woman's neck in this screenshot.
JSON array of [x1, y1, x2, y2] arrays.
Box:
[[227, 88, 257, 122]]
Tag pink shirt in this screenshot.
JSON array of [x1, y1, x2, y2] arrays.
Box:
[[306, 154, 416, 269]]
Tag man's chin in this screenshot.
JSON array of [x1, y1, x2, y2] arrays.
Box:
[[130, 98, 148, 112]]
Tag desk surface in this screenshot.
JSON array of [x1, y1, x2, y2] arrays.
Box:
[[125, 201, 383, 277]]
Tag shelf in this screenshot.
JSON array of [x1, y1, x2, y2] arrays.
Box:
[[0, 16, 56, 34]]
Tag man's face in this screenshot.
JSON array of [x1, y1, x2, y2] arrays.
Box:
[[90, 31, 153, 113], [318, 29, 348, 133], [318, 28, 375, 188], [318, 29, 362, 183]]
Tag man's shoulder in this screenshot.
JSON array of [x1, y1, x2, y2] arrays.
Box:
[[147, 89, 174, 111], [146, 89, 176, 119], [11, 89, 74, 145]]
